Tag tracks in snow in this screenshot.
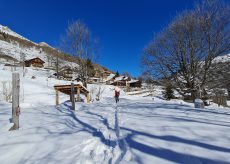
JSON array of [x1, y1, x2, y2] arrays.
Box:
[[85, 103, 129, 163], [58, 99, 130, 163], [80, 101, 130, 163], [114, 104, 129, 164]]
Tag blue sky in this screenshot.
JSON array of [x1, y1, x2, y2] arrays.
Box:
[[0, 0, 194, 77]]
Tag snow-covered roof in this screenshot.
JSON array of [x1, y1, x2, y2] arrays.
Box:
[[105, 74, 115, 82], [114, 76, 125, 82], [194, 99, 203, 103], [123, 77, 129, 80], [127, 79, 139, 84], [25, 57, 45, 63], [89, 77, 101, 80]]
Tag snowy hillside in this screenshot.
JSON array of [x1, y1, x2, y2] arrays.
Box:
[[0, 24, 78, 69], [0, 39, 43, 62], [0, 24, 113, 75], [1, 68, 230, 164], [0, 25, 30, 41], [213, 54, 230, 63]]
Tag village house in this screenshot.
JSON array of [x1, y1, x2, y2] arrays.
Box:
[[58, 66, 74, 80], [112, 76, 131, 86], [88, 77, 103, 84], [105, 74, 116, 85], [24, 57, 45, 68], [104, 74, 142, 88], [102, 71, 112, 78], [127, 79, 142, 88]]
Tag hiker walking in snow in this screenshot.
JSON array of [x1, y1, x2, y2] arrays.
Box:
[[114, 87, 120, 103]]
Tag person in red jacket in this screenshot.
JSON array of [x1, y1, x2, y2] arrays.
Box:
[[114, 87, 120, 103]]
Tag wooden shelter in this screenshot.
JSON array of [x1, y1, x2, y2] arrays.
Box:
[[25, 57, 45, 68], [54, 84, 90, 105]]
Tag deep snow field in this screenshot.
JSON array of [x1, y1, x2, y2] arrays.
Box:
[[1, 68, 230, 164]]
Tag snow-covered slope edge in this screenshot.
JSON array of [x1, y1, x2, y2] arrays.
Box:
[[0, 25, 32, 42], [213, 54, 230, 63]]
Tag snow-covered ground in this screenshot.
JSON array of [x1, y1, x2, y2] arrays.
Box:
[[1, 68, 230, 164]]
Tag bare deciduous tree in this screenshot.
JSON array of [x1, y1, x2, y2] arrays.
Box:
[[46, 53, 52, 68], [20, 51, 26, 77], [61, 20, 99, 88], [142, 0, 230, 100], [122, 71, 132, 78]]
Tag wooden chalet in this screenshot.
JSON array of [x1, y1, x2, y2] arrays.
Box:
[[25, 57, 45, 68], [88, 77, 102, 84], [128, 79, 142, 88], [102, 71, 112, 78], [107, 75, 142, 88], [59, 66, 74, 80], [112, 76, 131, 86], [105, 74, 116, 85]]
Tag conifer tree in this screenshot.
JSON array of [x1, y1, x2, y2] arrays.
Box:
[[115, 71, 120, 77], [86, 58, 95, 77], [163, 84, 174, 100]]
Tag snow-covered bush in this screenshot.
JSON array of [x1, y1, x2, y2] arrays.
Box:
[[89, 85, 96, 101], [88, 84, 106, 102], [1, 81, 12, 102]]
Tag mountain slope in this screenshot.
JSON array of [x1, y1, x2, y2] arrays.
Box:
[[0, 25, 30, 41], [0, 24, 111, 74]]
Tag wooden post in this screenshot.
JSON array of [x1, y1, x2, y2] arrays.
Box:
[[70, 94, 72, 101], [10, 73, 20, 130], [87, 93, 90, 103], [77, 87, 80, 102], [71, 83, 75, 110], [56, 89, 59, 105]]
